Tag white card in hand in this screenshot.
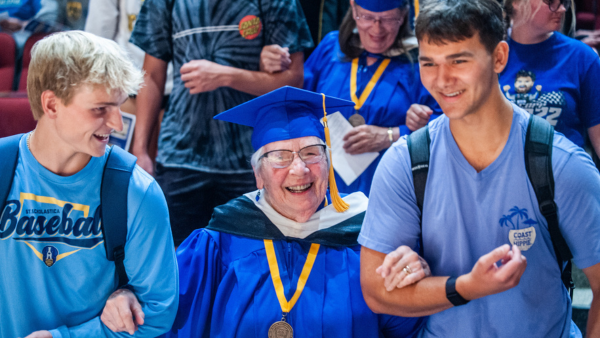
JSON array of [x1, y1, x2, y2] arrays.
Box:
[[321, 112, 379, 186]]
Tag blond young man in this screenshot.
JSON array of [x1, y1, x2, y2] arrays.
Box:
[[0, 31, 177, 337]]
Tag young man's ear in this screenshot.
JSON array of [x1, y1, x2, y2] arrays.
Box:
[[493, 41, 510, 74], [40, 90, 60, 119]]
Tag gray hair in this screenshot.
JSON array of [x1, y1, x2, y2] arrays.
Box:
[[28, 31, 144, 120]]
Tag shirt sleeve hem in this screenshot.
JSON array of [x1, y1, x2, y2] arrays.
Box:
[[357, 234, 397, 254]]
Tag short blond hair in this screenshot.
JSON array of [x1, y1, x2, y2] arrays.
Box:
[[27, 31, 144, 120]]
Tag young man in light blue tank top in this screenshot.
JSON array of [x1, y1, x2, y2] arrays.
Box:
[[359, 0, 600, 337], [0, 31, 178, 337]]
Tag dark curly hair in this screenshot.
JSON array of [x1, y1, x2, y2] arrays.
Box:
[[415, 0, 506, 54], [516, 69, 536, 81]]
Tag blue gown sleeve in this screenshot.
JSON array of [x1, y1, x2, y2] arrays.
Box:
[[303, 32, 337, 92], [48, 179, 179, 337], [166, 229, 225, 337], [379, 314, 426, 338]]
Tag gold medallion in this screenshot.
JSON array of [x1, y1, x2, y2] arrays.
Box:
[[268, 321, 293, 338], [348, 113, 366, 127]]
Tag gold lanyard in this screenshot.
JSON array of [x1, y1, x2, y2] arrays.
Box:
[[264, 239, 320, 313], [350, 57, 391, 111]]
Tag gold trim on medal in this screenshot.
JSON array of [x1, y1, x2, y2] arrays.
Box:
[[268, 321, 293, 338]]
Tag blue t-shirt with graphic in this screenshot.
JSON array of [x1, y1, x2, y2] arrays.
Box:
[[359, 106, 600, 337], [500, 32, 600, 148], [130, 0, 313, 173], [0, 134, 178, 338]]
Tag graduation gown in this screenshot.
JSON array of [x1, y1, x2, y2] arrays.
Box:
[[166, 191, 425, 337], [303, 31, 440, 196]]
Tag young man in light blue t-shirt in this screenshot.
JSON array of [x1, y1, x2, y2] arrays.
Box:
[[359, 0, 600, 337], [0, 31, 178, 338]]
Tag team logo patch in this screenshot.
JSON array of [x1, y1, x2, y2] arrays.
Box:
[[66, 1, 82, 21], [42, 246, 59, 267], [499, 206, 537, 251], [239, 15, 262, 40]]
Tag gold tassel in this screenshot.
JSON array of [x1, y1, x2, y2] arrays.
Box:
[[322, 94, 349, 212]]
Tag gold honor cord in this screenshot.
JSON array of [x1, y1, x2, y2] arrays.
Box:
[[264, 239, 320, 313], [350, 57, 391, 111]]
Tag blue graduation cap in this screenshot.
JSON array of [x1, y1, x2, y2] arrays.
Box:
[[214, 86, 354, 150], [355, 0, 406, 12], [214, 86, 355, 212]]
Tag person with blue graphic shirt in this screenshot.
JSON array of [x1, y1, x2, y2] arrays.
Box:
[[100, 87, 430, 337], [261, 0, 440, 196], [500, 0, 600, 160], [359, 0, 600, 337], [129, 0, 313, 246], [0, 31, 178, 338]]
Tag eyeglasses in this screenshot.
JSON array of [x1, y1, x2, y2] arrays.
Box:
[[353, 6, 402, 28], [543, 0, 570, 12], [260, 144, 327, 169]]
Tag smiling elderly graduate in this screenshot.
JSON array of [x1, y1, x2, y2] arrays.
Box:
[[359, 0, 600, 337], [0, 31, 178, 338], [128, 86, 428, 337]]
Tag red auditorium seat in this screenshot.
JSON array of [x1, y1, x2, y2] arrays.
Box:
[[0, 95, 37, 138], [0, 33, 16, 92], [18, 33, 50, 92]]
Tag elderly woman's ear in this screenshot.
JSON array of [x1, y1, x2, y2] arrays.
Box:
[[253, 167, 264, 190]]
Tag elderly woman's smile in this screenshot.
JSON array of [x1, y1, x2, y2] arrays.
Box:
[[254, 136, 329, 223]]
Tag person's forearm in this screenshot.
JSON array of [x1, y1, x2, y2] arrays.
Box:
[[361, 248, 454, 317], [587, 297, 600, 336], [362, 274, 454, 317], [132, 61, 166, 154], [221, 52, 304, 97], [588, 124, 600, 159]]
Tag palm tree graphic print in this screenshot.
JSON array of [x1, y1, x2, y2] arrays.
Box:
[[500, 206, 538, 251], [499, 206, 537, 230]]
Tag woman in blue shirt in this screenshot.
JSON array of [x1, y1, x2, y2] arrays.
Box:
[[500, 0, 600, 161], [264, 0, 439, 196], [300, 0, 439, 196]]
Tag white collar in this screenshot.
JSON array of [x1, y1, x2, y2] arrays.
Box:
[[243, 190, 368, 239]]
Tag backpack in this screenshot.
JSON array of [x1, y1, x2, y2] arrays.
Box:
[[407, 114, 574, 297], [0, 133, 136, 289]]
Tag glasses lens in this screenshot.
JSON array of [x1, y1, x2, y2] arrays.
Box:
[[299, 145, 326, 164], [545, 0, 569, 11], [356, 14, 375, 26], [380, 18, 402, 26], [263, 150, 293, 168]]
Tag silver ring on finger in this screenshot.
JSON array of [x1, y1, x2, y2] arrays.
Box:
[[402, 265, 413, 275]]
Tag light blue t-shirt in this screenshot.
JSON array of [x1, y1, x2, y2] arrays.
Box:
[[0, 134, 179, 338], [359, 106, 600, 337]]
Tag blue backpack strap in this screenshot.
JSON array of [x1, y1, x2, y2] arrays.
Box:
[[525, 114, 574, 296], [0, 134, 24, 213], [101, 146, 137, 289]]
